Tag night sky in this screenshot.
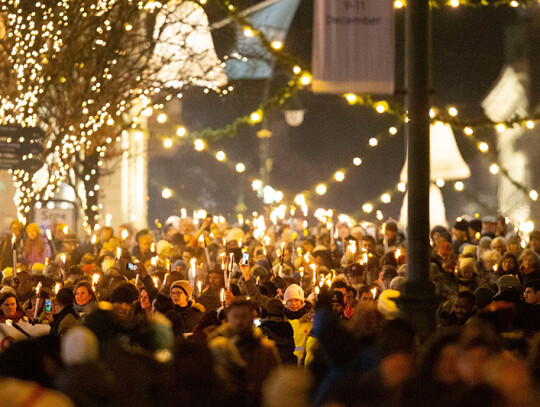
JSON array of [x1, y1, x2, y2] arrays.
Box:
[[148, 2, 521, 225]]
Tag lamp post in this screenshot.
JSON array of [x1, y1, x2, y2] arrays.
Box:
[[258, 74, 304, 186], [397, 0, 437, 338]]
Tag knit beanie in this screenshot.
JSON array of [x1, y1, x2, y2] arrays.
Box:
[[170, 280, 193, 299], [284, 284, 304, 303], [61, 326, 99, 367], [459, 257, 476, 271], [110, 284, 137, 304]]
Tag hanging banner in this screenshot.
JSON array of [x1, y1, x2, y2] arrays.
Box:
[[312, 0, 395, 94]]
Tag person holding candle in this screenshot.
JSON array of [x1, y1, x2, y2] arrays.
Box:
[[0, 220, 23, 269], [11, 271, 33, 311], [26, 289, 52, 324], [197, 267, 225, 312], [73, 281, 98, 317], [22, 223, 51, 270], [0, 292, 28, 323]]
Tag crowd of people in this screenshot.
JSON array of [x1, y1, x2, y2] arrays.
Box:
[[0, 213, 539, 406]]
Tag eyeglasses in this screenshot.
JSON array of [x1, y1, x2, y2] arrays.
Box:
[[171, 290, 185, 296]]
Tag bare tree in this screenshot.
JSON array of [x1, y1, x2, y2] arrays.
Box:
[[0, 0, 225, 229]]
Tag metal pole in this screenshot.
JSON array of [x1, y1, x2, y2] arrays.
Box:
[[397, 0, 437, 337]]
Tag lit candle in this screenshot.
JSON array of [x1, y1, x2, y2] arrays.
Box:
[[92, 274, 100, 291], [54, 282, 61, 294], [62, 225, 69, 235], [116, 246, 122, 260], [152, 276, 159, 289], [189, 258, 196, 287], [121, 229, 128, 241], [34, 282, 42, 320], [60, 253, 66, 268], [105, 213, 112, 227], [151, 256, 157, 267], [220, 288, 225, 305], [11, 233, 17, 270], [371, 287, 377, 299], [197, 280, 202, 296]]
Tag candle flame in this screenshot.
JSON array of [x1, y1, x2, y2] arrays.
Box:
[[315, 286, 320, 295], [62, 225, 69, 234], [256, 276, 260, 285], [121, 229, 128, 240], [371, 287, 377, 298], [105, 213, 112, 227], [54, 282, 61, 294], [91, 234, 97, 244], [116, 247, 122, 259], [220, 288, 225, 303], [36, 282, 42, 296], [395, 249, 401, 260], [12, 233, 17, 245], [348, 240, 357, 255], [198, 234, 204, 243], [197, 280, 202, 294], [92, 274, 100, 285], [60, 253, 66, 263], [153, 276, 159, 288], [151, 242, 156, 253], [151, 256, 157, 266]]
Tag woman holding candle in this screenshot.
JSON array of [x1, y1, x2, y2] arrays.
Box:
[[0, 220, 24, 269], [73, 281, 98, 317], [0, 292, 28, 323], [22, 223, 51, 270]]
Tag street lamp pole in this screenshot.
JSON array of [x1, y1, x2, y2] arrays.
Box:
[[258, 78, 273, 186], [398, 0, 437, 337]]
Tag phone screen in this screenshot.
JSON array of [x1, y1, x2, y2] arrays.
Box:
[[127, 262, 138, 271], [241, 252, 249, 266], [44, 299, 52, 312]]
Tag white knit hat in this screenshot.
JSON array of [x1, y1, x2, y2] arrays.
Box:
[[61, 326, 99, 367], [284, 284, 304, 303]]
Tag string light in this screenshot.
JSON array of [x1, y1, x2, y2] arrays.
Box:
[[496, 123, 507, 133], [157, 113, 167, 123], [216, 151, 226, 161], [478, 142, 489, 153], [252, 180, 263, 190], [315, 184, 327, 195], [194, 139, 206, 151], [369, 138, 378, 147], [530, 190, 538, 201], [381, 193, 391, 203], [271, 41, 283, 50], [436, 178, 445, 188], [300, 74, 312, 86], [353, 157, 362, 166], [176, 126, 187, 137], [464, 127, 474, 136], [161, 188, 172, 199], [163, 138, 173, 148], [489, 164, 500, 174], [235, 163, 246, 173], [334, 171, 345, 182], [455, 181, 464, 191], [250, 110, 262, 123]]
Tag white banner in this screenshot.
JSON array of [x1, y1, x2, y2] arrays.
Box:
[[312, 0, 395, 94], [0, 323, 50, 351]]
